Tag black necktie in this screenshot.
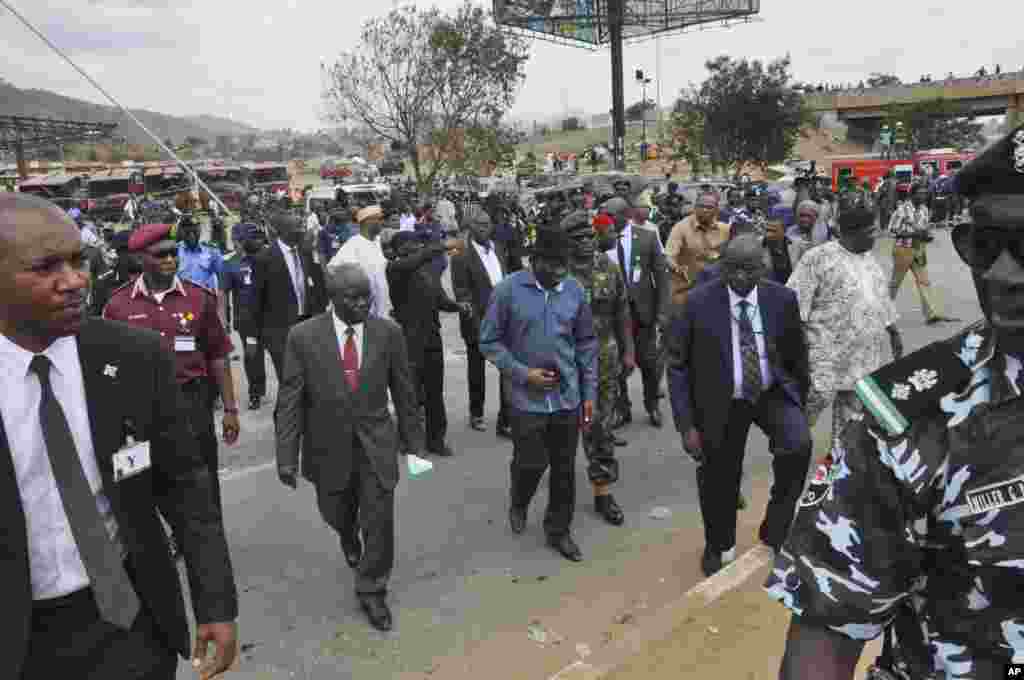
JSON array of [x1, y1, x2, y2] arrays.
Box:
[[738, 301, 763, 403], [30, 355, 139, 628]]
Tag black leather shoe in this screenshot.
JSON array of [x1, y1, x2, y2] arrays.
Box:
[[648, 407, 663, 429], [469, 416, 487, 431], [248, 396, 262, 410], [509, 505, 527, 534], [496, 423, 513, 439], [612, 410, 631, 430], [594, 494, 624, 526], [547, 534, 583, 562], [429, 443, 454, 457], [613, 434, 628, 447], [359, 595, 393, 631], [341, 532, 363, 569], [701, 548, 723, 577]]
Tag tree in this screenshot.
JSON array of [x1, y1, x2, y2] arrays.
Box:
[[517, 150, 538, 179], [882, 98, 985, 153], [322, 2, 529, 192], [660, 103, 709, 179], [626, 100, 655, 121], [866, 73, 901, 88], [676, 56, 809, 176], [445, 119, 524, 177]]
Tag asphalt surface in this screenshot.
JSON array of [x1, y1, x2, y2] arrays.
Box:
[[175, 229, 981, 679]]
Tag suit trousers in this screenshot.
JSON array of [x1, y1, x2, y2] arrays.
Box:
[[410, 348, 448, 451], [238, 333, 267, 399], [179, 378, 221, 510], [466, 340, 508, 426], [616, 319, 662, 412], [21, 585, 176, 680], [264, 318, 310, 382], [697, 387, 811, 553], [315, 439, 395, 595], [509, 409, 580, 537]]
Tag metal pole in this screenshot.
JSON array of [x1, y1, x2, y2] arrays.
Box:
[[608, 0, 626, 171], [641, 80, 647, 161]]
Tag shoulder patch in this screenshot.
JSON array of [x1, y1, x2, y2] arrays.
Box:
[[854, 323, 988, 437]]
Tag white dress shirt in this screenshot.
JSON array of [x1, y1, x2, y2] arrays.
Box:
[[0, 334, 120, 600], [329, 233, 392, 319], [472, 239, 504, 288], [277, 239, 306, 316], [727, 286, 774, 399], [332, 314, 365, 369]]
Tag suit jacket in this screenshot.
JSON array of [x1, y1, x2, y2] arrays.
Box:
[[665, 280, 809, 450], [275, 313, 424, 493], [451, 238, 507, 344], [386, 244, 461, 357], [0, 319, 238, 677], [617, 225, 670, 325], [251, 240, 327, 336]]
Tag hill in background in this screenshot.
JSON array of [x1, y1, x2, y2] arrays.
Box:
[[0, 79, 259, 146]]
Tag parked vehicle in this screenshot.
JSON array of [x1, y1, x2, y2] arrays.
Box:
[[245, 162, 291, 194], [18, 174, 90, 211], [85, 170, 145, 220]]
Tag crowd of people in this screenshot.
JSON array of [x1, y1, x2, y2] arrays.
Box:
[[1, 124, 1022, 679]]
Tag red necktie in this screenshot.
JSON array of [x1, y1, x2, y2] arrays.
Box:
[[343, 327, 360, 391]]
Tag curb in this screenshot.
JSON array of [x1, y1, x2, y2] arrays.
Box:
[[547, 545, 775, 680]]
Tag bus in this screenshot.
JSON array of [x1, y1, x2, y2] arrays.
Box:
[[245, 162, 290, 194]]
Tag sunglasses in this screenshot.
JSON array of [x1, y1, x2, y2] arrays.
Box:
[[147, 247, 178, 259], [952, 224, 1024, 270]]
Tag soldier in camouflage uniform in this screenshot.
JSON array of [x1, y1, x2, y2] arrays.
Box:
[[767, 124, 1024, 679], [563, 210, 636, 526]]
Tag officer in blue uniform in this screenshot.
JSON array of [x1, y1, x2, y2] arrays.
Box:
[[223, 223, 268, 410], [767, 124, 1024, 679]]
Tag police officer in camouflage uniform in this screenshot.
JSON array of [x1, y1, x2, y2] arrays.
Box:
[[767, 124, 1024, 679], [564, 210, 636, 526]]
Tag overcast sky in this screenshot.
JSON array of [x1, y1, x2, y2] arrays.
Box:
[[3, 0, 1022, 132]]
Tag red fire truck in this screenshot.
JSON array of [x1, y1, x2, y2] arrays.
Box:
[[830, 157, 914, 193]]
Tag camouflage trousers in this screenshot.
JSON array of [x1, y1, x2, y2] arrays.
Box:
[[582, 337, 620, 485]]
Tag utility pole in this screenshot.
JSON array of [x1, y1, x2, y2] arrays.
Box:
[[608, 0, 626, 171], [636, 68, 653, 163]]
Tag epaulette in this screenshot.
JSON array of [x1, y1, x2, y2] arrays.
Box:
[[854, 320, 992, 437]]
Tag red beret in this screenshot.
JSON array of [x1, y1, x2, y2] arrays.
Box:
[[593, 214, 614, 228], [128, 223, 174, 252]]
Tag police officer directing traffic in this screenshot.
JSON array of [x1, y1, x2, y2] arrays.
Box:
[[103, 223, 240, 510], [767, 124, 1024, 679]]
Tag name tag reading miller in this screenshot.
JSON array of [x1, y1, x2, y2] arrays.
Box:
[[965, 475, 1024, 515]]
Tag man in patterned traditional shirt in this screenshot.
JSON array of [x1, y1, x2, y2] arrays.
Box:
[[767, 124, 1024, 680], [888, 185, 958, 324], [565, 211, 635, 526], [786, 205, 903, 458]]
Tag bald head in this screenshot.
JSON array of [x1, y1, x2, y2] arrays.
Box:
[[0, 193, 78, 265], [326, 262, 372, 325]]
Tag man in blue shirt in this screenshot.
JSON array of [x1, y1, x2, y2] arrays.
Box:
[[223, 223, 268, 409], [480, 223, 598, 563], [177, 215, 226, 317]]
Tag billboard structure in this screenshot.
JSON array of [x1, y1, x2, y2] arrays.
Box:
[[494, 0, 761, 168]]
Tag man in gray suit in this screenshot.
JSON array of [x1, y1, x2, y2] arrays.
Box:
[[602, 198, 671, 429], [275, 263, 424, 632]]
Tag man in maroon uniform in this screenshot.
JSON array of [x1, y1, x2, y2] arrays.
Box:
[[103, 223, 240, 509]]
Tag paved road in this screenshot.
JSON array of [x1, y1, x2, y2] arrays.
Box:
[[176, 231, 979, 679]]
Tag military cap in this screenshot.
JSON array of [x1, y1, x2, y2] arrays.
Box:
[[128, 223, 175, 252], [356, 205, 384, 223], [954, 123, 1024, 199], [592, 213, 615, 229]]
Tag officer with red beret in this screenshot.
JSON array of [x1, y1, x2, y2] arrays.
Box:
[[103, 222, 240, 510]]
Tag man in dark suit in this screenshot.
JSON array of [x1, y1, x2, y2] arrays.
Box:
[[386, 231, 467, 457], [0, 194, 238, 679], [251, 211, 327, 380], [275, 262, 424, 632], [451, 206, 512, 437], [666, 234, 811, 577], [601, 198, 671, 429]]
